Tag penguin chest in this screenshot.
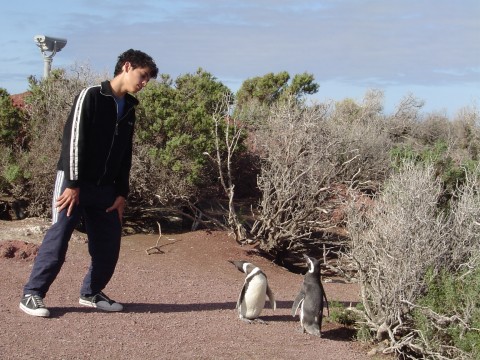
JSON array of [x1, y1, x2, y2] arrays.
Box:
[[240, 275, 267, 319]]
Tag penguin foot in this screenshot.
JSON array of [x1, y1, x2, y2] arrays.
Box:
[[295, 326, 306, 334], [240, 318, 253, 324], [239, 317, 268, 325]]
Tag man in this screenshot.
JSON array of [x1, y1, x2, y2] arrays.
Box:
[[20, 49, 158, 317]]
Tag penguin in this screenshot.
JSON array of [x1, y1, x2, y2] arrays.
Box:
[[291, 254, 329, 336], [229, 260, 276, 323]]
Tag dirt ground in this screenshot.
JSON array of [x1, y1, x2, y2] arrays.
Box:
[[0, 217, 380, 360]]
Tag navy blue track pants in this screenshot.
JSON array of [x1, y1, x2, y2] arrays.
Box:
[[23, 171, 122, 298]]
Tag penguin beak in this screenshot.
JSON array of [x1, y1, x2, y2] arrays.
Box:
[[229, 260, 247, 273]]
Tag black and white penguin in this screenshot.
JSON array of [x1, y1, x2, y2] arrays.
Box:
[[229, 260, 276, 323], [291, 254, 329, 336]]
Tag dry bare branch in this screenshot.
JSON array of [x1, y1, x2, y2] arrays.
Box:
[[145, 222, 178, 255]]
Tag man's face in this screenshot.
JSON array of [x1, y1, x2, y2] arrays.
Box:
[[125, 63, 151, 93]]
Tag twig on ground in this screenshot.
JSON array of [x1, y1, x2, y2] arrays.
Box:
[[145, 222, 178, 255]]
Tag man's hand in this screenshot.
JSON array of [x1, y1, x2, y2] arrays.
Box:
[[106, 196, 126, 223], [56, 187, 80, 217]]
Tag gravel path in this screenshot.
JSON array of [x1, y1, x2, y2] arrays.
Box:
[[0, 219, 373, 359]]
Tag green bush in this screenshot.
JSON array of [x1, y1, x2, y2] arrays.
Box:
[[2, 164, 21, 183], [136, 69, 234, 190], [0, 88, 25, 147], [327, 301, 358, 326], [0, 145, 29, 197], [413, 266, 480, 359], [390, 140, 450, 169]]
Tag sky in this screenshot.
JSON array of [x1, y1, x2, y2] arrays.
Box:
[[0, 0, 479, 117]]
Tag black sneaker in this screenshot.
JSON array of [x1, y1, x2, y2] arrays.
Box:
[[19, 294, 50, 317], [79, 291, 123, 312]]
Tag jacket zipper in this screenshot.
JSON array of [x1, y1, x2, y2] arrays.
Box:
[[97, 98, 132, 185]]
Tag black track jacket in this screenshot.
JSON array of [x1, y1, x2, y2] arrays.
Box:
[[57, 80, 139, 198]]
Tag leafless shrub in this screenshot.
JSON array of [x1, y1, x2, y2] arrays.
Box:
[[129, 142, 207, 232], [415, 111, 452, 145], [150, 162, 199, 207], [208, 93, 248, 242], [346, 161, 480, 358], [332, 88, 384, 122], [243, 91, 395, 263], [129, 145, 168, 206], [449, 163, 480, 270], [406, 164, 480, 359], [249, 98, 345, 260], [327, 89, 392, 186], [451, 104, 480, 161], [387, 93, 425, 141], [346, 162, 450, 350]]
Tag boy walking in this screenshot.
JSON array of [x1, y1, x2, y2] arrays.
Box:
[[20, 49, 158, 317]]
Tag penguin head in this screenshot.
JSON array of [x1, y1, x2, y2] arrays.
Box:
[[229, 260, 256, 275], [303, 254, 320, 274]]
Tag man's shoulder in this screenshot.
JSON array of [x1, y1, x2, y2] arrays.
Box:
[[83, 84, 102, 95], [75, 84, 102, 101]]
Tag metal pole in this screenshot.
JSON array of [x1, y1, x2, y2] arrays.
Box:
[[43, 56, 53, 78]]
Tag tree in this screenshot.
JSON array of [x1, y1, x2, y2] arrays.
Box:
[[235, 71, 319, 111], [135, 68, 235, 207], [0, 88, 24, 147], [0, 88, 27, 197]]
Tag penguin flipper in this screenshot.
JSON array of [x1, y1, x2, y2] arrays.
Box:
[[266, 284, 276, 311], [291, 291, 305, 316], [237, 282, 247, 310], [319, 281, 330, 316]]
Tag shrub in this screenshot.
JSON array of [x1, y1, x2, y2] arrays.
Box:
[[327, 90, 392, 185], [390, 140, 479, 207], [0, 88, 25, 147], [346, 161, 450, 354], [135, 69, 235, 205], [327, 301, 358, 326], [249, 98, 339, 260], [413, 266, 480, 359], [346, 161, 480, 358]]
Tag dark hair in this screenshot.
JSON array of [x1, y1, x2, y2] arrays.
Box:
[[114, 49, 158, 79]]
